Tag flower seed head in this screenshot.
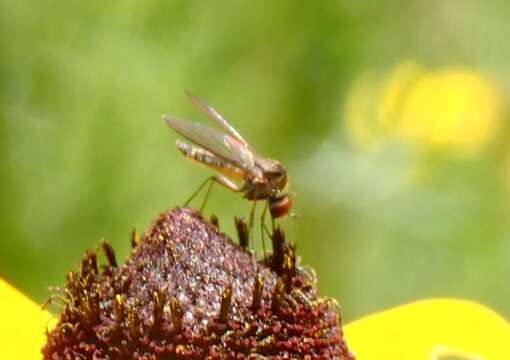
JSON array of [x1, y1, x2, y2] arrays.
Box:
[[43, 207, 355, 359]]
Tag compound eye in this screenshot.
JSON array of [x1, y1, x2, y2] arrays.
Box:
[[268, 171, 287, 190]]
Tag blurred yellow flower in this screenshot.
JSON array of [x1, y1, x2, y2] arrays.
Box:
[[2, 278, 509, 359], [344, 298, 510, 359], [345, 61, 502, 154]]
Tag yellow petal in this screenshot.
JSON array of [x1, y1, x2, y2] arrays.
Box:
[[0, 278, 54, 359], [344, 298, 510, 360]]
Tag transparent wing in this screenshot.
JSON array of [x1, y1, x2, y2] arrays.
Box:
[[163, 115, 257, 172], [185, 90, 252, 150]]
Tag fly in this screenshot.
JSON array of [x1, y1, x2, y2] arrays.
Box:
[[163, 91, 292, 241]]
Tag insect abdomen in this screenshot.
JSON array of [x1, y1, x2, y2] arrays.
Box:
[[177, 140, 221, 166], [177, 140, 244, 180]]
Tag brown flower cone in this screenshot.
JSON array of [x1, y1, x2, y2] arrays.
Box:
[[43, 207, 355, 359]]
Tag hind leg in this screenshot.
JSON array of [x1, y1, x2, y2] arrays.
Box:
[[185, 175, 241, 212]]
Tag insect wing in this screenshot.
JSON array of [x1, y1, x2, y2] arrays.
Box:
[[224, 135, 258, 173], [185, 91, 252, 149], [163, 115, 257, 172]]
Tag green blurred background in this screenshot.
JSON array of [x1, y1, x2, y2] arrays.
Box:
[[1, 1, 509, 322]]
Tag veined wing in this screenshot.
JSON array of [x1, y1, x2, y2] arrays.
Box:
[[163, 114, 257, 173], [185, 90, 253, 150]]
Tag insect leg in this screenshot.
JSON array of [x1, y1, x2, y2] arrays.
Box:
[[184, 177, 213, 207], [248, 200, 258, 245], [259, 201, 270, 258], [200, 180, 214, 212], [185, 175, 241, 210], [200, 174, 242, 211]]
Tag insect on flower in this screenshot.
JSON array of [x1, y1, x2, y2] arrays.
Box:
[[163, 91, 292, 234]]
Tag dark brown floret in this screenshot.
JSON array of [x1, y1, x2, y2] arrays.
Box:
[[209, 214, 220, 229], [43, 207, 355, 359], [102, 240, 118, 268], [234, 216, 249, 249]]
